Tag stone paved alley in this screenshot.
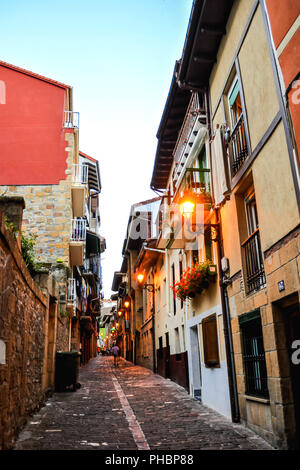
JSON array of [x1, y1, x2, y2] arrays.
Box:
[[13, 355, 274, 452]]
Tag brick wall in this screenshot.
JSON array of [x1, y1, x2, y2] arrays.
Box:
[[0, 210, 48, 450]]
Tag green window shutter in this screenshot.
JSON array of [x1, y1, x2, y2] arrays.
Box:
[[229, 80, 239, 108], [238, 309, 260, 325]]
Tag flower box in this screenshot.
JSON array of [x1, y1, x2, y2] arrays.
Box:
[[171, 261, 217, 301]]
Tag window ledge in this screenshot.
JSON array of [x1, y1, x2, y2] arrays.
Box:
[[244, 394, 270, 405]]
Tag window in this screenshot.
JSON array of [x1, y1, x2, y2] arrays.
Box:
[[242, 190, 265, 294], [174, 327, 180, 355], [202, 314, 220, 368], [171, 263, 176, 315], [179, 260, 183, 309], [182, 325, 186, 350], [204, 226, 212, 261], [192, 250, 199, 264], [143, 331, 149, 358], [239, 311, 269, 398], [227, 76, 248, 175], [158, 336, 163, 360]]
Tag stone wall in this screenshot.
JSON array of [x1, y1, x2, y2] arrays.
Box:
[[0, 210, 48, 450], [228, 227, 300, 449], [0, 131, 75, 266]]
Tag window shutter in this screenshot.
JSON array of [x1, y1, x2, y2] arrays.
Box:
[[202, 314, 220, 367], [228, 79, 239, 108]]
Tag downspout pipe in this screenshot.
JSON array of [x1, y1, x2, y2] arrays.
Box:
[[151, 267, 156, 374], [205, 86, 240, 423], [215, 208, 240, 423]]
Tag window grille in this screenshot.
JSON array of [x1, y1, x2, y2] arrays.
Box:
[[240, 312, 269, 398]]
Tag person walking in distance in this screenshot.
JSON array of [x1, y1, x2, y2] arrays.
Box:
[[112, 343, 120, 367]]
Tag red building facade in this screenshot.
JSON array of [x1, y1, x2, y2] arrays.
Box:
[[0, 61, 72, 185]]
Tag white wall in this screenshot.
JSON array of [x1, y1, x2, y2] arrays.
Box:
[[186, 305, 232, 419]]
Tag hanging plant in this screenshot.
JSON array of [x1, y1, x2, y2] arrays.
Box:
[[171, 260, 217, 301]]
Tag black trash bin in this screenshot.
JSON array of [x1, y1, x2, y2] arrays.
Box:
[[55, 351, 81, 392]]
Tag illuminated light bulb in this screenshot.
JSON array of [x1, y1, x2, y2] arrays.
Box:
[[180, 200, 195, 217]]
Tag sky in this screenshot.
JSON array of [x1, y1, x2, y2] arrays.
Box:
[[0, 0, 194, 298]]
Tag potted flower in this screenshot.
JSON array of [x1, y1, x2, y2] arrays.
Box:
[[171, 260, 217, 301]]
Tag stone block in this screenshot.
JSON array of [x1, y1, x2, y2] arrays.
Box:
[[279, 237, 299, 266], [265, 250, 281, 275], [268, 377, 294, 405], [234, 353, 244, 375], [254, 290, 268, 309], [262, 324, 276, 352], [231, 317, 240, 334], [232, 331, 242, 354]]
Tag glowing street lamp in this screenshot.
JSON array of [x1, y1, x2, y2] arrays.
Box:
[[179, 193, 196, 218], [137, 273, 145, 284]]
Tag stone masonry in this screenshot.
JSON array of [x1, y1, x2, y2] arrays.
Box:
[[228, 228, 300, 449], [0, 131, 75, 266], [0, 208, 48, 450]]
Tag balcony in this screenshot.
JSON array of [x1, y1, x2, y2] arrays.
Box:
[[67, 278, 76, 302], [69, 218, 86, 267], [178, 168, 211, 200], [63, 111, 79, 129], [242, 228, 266, 294], [71, 164, 89, 218], [82, 256, 100, 287], [73, 163, 88, 184], [172, 93, 207, 192], [228, 114, 248, 176], [66, 278, 77, 316], [89, 217, 99, 234], [164, 168, 212, 249]]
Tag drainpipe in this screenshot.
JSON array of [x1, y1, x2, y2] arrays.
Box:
[[141, 244, 165, 374], [205, 84, 240, 423], [215, 209, 240, 423], [151, 267, 156, 374]]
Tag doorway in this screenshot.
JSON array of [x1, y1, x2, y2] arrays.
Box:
[[190, 325, 202, 401], [165, 332, 170, 378]]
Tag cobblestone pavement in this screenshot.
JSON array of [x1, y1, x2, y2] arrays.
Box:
[[14, 355, 274, 451]]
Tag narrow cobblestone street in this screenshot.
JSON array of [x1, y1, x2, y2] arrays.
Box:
[[13, 356, 274, 452]]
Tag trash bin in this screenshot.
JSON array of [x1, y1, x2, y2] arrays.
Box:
[[55, 351, 81, 392]]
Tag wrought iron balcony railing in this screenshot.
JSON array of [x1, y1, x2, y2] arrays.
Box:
[[241, 228, 266, 294], [67, 278, 76, 302], [72, 163, 88, 184], [70, 218, 86, 241], [228, 113, 248, 176], [64, 111, 79, 129]]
